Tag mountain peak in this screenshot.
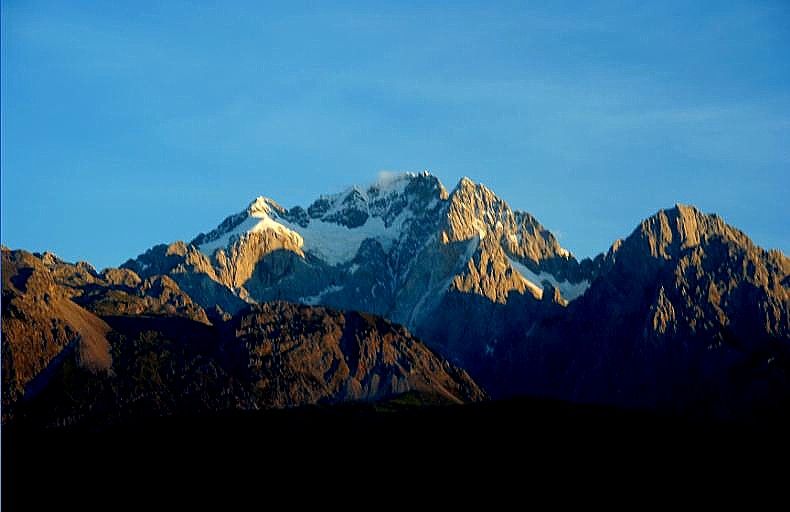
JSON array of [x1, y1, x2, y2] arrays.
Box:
[[634, 204, 726, 258], [247, 196, 283, 216], [613, 203, 770, 267], [132, 172, 587, 326], [672, 202, 700, 214], [457, 176, 475, 187], [451, 176, 500, 202]]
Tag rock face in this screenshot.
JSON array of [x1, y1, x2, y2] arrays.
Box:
[[485, 205, 790, 419], [232, 302, 484, 407], [2, 249, 113, 422], [2, 249, 484, 427], [21, 249, 211, 324]]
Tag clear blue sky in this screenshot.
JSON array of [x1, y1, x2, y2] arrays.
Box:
[[2, 1, 788, 270]]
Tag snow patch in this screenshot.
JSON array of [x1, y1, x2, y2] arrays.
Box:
[[462, 235, 480, 262], [472, 219, 487, 240], [507, 256, 590, 301], [520, 275, 544, 300], [408, 237, 479, 328], [200, 194, 415, 265], [198, 172, 426, 265], [299, 285, 344, 305], [323, 186, 368, 217], [277, 213, 410, 265]]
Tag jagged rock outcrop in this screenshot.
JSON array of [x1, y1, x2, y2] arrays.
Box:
[[79, 274, 210, 323], [23, 248, 212, 324], [121, 242, 248, 314]]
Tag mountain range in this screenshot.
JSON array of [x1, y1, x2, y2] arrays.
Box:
[[3, 172, 788, 427]]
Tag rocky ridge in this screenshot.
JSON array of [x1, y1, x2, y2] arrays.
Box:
[[485, 205, 790, 418], [2, 248, 484, 426]]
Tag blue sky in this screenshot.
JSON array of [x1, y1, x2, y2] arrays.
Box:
[[2, 1, 788, 269]]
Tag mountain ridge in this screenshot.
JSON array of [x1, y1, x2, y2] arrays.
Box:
[[5, 172, 788, 421], [113, 172, 789, 419], [2, 247, 484, 427], [481, 203, 790, 417], [122, 172, 588, 319]]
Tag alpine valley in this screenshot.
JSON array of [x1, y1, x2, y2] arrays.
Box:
[[3, 172, 789, 429]]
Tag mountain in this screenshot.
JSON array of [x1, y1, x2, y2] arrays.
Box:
[[486, 205, 790, 418], [2, 248, 484, 427], [122, 172, 592, 373], [120, 172, 790, 418], [5, 173, 789, 422]]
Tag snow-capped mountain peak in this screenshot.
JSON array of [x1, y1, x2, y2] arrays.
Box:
[[193, 171, 449, 263], [191, 195, 304, 257], [248, 196, 278, 216], [128, 172, 592, 338]]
